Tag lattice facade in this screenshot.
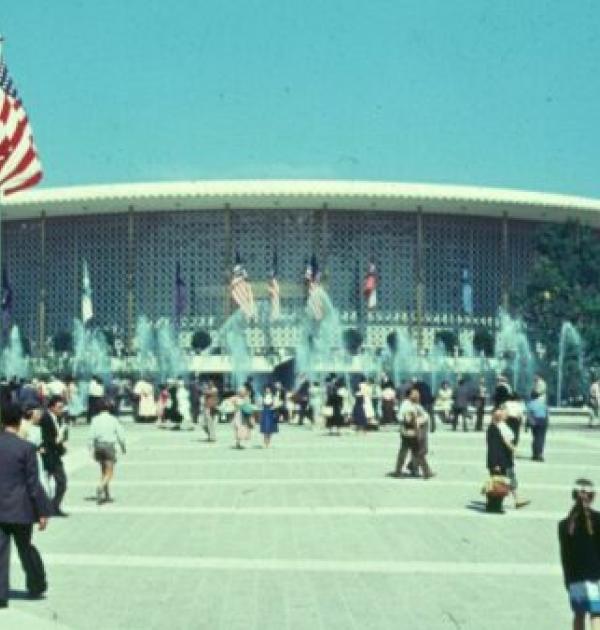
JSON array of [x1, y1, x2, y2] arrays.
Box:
[[1, 208, 539, 352]]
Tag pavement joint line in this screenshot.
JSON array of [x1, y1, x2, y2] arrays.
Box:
[[25, 553, 563, 577], [115, 455, 600, 466], [59, 505, 566, 520], [95, 457, 600, 471], [64, 478, 595, 490]]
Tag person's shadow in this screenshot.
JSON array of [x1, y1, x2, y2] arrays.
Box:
[[466, 500, 505, 515], [8, 589, 45, 601]]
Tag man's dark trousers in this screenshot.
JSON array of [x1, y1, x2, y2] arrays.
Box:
[[531, 422, 548, 460], [0, 523, 47, 600], [49, 462, 67, 514]]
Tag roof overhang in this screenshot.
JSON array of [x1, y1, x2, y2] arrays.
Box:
[[2, 180, 600, 225]]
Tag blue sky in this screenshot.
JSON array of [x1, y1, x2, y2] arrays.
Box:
[[3, 0, 600, 196]]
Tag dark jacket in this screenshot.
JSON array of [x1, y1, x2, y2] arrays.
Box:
[[0, 431, 51, 524], [558, 510, 600, 587], [486, 423, 513, 474], [40, 411, 67, 472]]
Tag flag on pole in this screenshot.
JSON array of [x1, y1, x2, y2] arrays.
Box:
[[363, 261, 378, 310], [0, 47, 43, 196], [1, 267, 12, 335], [230, 252, 255, 320], [461, 267, 473, 315], [268, 251, 280, 321], [81, 260, 93, 324], [174, 262, 187, 329], [305, 254, 324, 321]]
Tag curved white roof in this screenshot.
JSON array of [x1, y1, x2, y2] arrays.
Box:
[[2, 180, 600, 224]]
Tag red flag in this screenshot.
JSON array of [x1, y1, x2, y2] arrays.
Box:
[[363, 262, 377, 310]]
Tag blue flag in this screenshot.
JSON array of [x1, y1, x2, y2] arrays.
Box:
[[174, 262, 187, 328]]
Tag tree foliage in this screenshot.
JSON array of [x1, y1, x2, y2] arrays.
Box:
[[191, 329, 212, 352], [516, 220, 600, 366], [53, 330, 73, 353], [473, 327, 494, 357], [434, 329, 458, 355], [343, 328, 363, 355]]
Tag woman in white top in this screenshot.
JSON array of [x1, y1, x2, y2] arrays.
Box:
[[133, 379, 157, 422], [435, 381, 454, 425], [20, 404, 50, 495]]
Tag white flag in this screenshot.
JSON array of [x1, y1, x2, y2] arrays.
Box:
[[81, 260, 93, 323]]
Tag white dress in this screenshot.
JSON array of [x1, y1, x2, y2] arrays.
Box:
[[134, 380, 157, 418]]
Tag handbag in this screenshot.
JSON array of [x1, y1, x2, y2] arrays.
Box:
[[322, 406, 334, 418], [482, 475, 511, 498]]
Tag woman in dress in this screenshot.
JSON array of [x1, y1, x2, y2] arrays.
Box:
[[363, 379, 376, 428], [559, 479, 600, 629], [326, 377, 345, 435], [435, 381, 454, 426], [381, 378, 397, 425], [202, 380, 219, 442], [352, 378, 368, 433], [231, 387, 255, 449], [259, 385, 278, 447]]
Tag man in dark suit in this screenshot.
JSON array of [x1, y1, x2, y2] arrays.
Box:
[[0, 403, 51, 607], [40, 396, 68, 516]]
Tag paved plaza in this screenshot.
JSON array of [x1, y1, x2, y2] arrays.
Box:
[[4, 417, 600, 629]]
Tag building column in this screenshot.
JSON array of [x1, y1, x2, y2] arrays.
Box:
[[38, 211, 47, 357], [415, 207, 425, 353], [127, 206, 135, 353], [501, 211, 509, 311]]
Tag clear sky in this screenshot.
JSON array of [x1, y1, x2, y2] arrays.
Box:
[[3, 0, 600, 196]]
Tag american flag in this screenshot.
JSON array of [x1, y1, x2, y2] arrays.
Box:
[[231, 252, 256, 320], [0, 51, 43, 196], [363, 261, 378, 310], [268, 250, 280, 321], [305, 255, 324, 321]]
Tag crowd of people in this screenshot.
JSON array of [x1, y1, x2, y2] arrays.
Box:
[[1, 369, 600, 623]]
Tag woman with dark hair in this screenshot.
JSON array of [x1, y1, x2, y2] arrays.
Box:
[[381, 378, 397, 425], [559, 479, 600, 629], [326, 377, 345, 435], [259, 386, 278, 448]]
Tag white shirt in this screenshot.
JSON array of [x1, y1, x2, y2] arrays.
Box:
[[498, 421, 515, 447], [89, 380, 105, 397], [89, 411, 126, 449]]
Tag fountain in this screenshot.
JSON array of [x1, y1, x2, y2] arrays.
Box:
[[429, 341, 449, 394], [556, 321, 585, 407], [69, 318, 112, 416], [72, 318, 112, 380], [1, 325, 29, 379], [134, 315, 158, 377], [495, 309, 535, 396], [219, 310, 252, 389], [390, 327, 417, 387], [156, 319, 187, 382]]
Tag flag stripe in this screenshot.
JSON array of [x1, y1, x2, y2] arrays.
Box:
[[0, 61, 43, 196]]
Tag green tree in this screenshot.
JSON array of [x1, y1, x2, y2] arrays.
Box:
[[517, 220, 600, 366], [191, 329, 212, 352], [473, 327, 494, 357], [434, 329, 458, 355]]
